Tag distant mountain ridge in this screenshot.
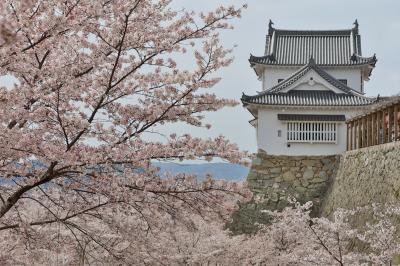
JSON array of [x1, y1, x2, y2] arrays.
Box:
[[153, 162, 249, 181]]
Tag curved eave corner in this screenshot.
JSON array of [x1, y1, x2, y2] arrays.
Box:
[[241, 92, 254, 106], [249, 54, 267, 78], [365, 54, 378, 77], [241, 93, 259, 119]]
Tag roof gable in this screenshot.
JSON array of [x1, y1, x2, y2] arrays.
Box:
[[241, 58, 377, 108], [279, 69, 344, 94], [267, 58, 363, 96]]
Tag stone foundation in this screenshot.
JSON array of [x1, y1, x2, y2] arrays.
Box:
[[248, 151, 339, 211], [228, 151, 339, 234], [229, 142, 400, 235]]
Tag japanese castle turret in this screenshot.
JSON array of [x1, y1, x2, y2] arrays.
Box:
[[242, 20, 378, 156]]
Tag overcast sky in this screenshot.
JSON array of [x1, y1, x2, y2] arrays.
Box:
[[167, 0, 400, 153]]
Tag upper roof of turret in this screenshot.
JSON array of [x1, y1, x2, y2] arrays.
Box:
[[250, 20, 377, 68]]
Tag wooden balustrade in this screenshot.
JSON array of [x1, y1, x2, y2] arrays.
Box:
[[347, 98, 400, 151]]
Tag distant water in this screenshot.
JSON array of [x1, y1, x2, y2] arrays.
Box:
[[0, 163, 249, 184], [153, 162, 249, 181]]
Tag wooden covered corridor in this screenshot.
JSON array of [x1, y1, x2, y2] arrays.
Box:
[[347, 97, 400, 151]]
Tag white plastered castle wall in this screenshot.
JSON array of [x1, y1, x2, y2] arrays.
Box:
[[326, 68, 363, 92], [256, 107, 363, 156]]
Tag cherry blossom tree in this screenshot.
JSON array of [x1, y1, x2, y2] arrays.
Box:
[[0, 0, 251, 263], [202, 202, 400, 266], [254, 202, 400, 265], [148, 202, 400, 266], [3, 199, 397, 265], [2, 1, 397, 265]]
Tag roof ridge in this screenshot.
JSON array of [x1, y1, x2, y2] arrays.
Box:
[[273, 29, 353, 36], [268, 20, 359, 36]]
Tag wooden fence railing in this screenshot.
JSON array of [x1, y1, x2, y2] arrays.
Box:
[[346, 97, 400, 151]]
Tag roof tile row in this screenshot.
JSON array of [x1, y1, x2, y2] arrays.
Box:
[[242, 90, 375, 107]]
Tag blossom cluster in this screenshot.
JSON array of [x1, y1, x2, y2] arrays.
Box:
[[0, 0, 251, 262]]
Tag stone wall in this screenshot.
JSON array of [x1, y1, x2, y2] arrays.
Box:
[[248, 151, 339, 212], [321, 142, 400, 216], [229, 142, 400, 234], [228, 151, 339, 233]]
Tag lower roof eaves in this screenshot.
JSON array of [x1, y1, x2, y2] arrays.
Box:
[[241, 90, 377, 107]]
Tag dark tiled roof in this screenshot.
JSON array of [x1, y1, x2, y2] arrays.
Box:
[[267, 58, 360, 94], [277, 114, 346, 122], [251, 21, 377, 67], [242, 57, 376, 107], [241, 90, 376, 107]]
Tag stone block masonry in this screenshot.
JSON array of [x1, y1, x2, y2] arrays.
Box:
[[229, 142, 400, 234], [322, 142, 400, 216], [227, 151, 339, 234], [248, 151, 340, 213]]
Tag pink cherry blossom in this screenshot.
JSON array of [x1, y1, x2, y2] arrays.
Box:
[[0, 0, 250, 263]]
